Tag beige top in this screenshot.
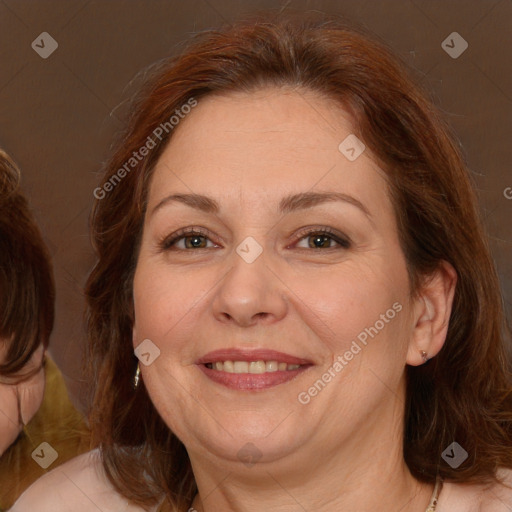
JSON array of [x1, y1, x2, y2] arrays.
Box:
[[437, 467, 512, 512], [9, 449, 157, 512], [9, 449, 512, 512]]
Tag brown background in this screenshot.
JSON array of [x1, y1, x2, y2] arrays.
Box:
[[0, 0, 511, 414]]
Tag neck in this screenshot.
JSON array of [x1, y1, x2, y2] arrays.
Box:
[[188, 388, 434, 512]]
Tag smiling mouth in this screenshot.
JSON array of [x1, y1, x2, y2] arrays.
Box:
[[203, 360, 302, 373], [196, 349, 313, 390], [198, 359, 313, 391]]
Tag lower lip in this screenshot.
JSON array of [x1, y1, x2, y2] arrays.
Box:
[[197, 364, 312, 390]]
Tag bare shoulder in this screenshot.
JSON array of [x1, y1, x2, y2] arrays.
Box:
[[480, 468, 512, 511], [438, 468, 512, 512], [9, 449, 149, 512]]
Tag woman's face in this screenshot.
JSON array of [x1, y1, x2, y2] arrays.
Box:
[[133, 88, 417, 467], [0, 342, 45, 455]]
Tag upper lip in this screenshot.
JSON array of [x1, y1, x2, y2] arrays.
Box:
[[196, 348, 313, 366]]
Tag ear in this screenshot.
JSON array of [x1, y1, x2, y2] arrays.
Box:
[[132, 323, 138, 349], [406, 261, 457, 366], [131, 295, 138, 349]]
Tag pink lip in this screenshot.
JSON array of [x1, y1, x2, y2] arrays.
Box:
[[195, 348, 314, 391], [196, 348, 312, 366]]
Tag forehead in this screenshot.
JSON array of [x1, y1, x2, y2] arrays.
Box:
[[148, 87, 390, 214]]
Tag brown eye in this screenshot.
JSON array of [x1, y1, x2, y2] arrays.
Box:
[[160, 229, 218, 251], [295, 228, 351, 250]]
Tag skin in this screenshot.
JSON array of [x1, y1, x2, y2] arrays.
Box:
[[0, 342, 45, 456], [132, 87, 456, 512]]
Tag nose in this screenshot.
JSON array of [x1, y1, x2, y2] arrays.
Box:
[[211, 249, 288, 328]]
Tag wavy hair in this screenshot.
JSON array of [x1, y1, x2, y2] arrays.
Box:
[[85, 11, 512, 511]]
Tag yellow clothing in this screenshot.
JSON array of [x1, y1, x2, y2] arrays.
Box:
[[0, 357, 90, 510]]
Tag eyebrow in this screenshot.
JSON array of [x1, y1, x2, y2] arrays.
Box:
[[150, 191, 372, 219]]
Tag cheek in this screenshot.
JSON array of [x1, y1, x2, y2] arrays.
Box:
[[0, 385, 22, 455], [0, 369, 46, 456], [133, 264, 212, 345], [285, 258, 409, 352], [18, 368, 46, 425]]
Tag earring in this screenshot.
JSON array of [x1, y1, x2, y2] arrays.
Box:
[[420, 350, 429, 363], [133, 363, 141, 389]]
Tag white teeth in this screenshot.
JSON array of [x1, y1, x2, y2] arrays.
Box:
[[207, 360, 302, 373], [249, 361, 266, 374], [233, 361, 249, 373], [266, 361, 278, 372], [223, 360, 234, 373]]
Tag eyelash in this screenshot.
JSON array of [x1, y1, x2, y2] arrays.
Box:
[[159, 226, 351, 252]]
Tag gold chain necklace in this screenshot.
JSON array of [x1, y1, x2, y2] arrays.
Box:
[[425, 477, 443, 511]]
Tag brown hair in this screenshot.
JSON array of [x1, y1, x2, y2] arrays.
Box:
[[85, 11, 512, 511], [0, 150, 55, 378]]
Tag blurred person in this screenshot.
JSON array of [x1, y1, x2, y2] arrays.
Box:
[[0, 150, 89, 510]]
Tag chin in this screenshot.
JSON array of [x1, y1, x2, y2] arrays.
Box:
[[197, 436, 297, 468], [186, 415, 305, 465]]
